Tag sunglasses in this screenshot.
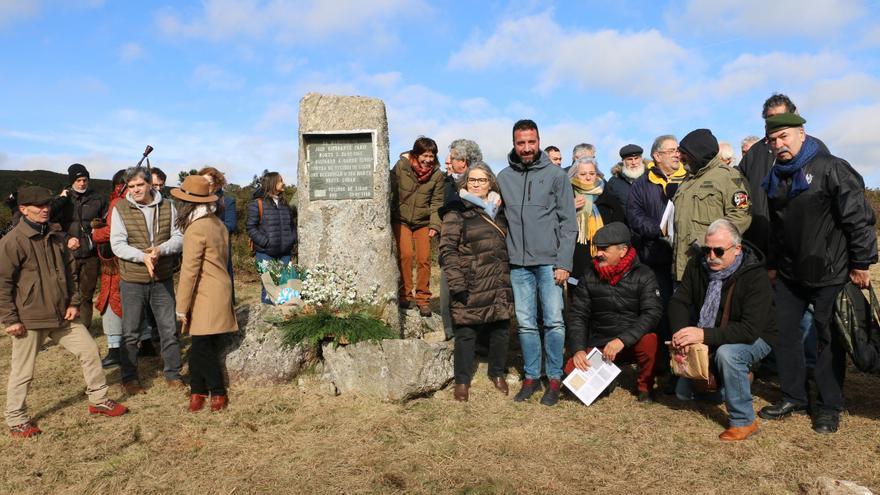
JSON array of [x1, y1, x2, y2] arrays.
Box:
[[700, 245, 735, 257]]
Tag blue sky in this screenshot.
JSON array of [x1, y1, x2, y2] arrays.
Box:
[[2, 0, 880, 186]]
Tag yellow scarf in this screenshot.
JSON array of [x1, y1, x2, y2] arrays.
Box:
[[646, 161, 687, 195], [571, 177, 604, 255]]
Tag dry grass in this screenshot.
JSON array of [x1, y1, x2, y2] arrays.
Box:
[[1, 269, 880, 494]]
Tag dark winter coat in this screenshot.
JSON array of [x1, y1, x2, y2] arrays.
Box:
[[390, 155, 445, 232], [738, 137, 829, 255], [51, 188, 107, 258], [766, 151, 877, 288], [438, 200, 513, 327], [567, 254, 662, 350], [627, 167, 676, 267], [668, 243, 777, 348], [605, 171, 638, 216], [246, 191, 297, 258]]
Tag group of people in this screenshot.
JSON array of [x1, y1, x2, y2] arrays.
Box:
[[395, 93, 876, 441], [0, 160, 301, 438]]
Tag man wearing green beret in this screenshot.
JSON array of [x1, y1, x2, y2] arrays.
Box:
[[758, 113, 877, 434]]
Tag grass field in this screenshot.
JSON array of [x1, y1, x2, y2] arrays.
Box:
[[1, 270, 880, 494]]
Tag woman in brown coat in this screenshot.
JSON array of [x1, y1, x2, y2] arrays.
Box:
[[439, 162, 513, 402], [172, 175, 239, 412]]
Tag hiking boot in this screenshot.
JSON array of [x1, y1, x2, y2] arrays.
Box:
[[210, 394, 228, 412], [101, 348, 121, 369], [540, 379, 561, 406], [812, 410, 840, 434], [189, 394, 208, 412], [513, 378, 543, 402], [138, 339, 157, 357], [123, 381, 146, 395], [88, 399, 128, 417], [418, 305, 432, 317], [453, 383, 469, 402], [9, 421, 41, 438]]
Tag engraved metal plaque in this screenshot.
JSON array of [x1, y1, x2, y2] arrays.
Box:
[[305, 132, 374, 200]]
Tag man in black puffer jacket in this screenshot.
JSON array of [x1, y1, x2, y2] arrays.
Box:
[[566, 222, 662, 402], [669, 219, 776, 441]]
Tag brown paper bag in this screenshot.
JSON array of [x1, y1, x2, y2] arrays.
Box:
[[669, 343, 711, 381]]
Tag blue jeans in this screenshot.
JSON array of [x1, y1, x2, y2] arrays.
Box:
[[255, 252, 291, 304], [510, 265, 566, 380], [676, 338, 772, 427]]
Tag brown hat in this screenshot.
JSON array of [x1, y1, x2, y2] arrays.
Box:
[[17, 186, 54, 206], [171, 175, 218, 203]]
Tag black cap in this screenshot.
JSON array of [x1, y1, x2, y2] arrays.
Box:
[[68, 163, 89, 183], [619, 144, 643, 158], [17, 186, 53, 206], [592, 222, 631, 247], [679, 129, 719, 169]]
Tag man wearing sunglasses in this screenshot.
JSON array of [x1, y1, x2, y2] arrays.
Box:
[[668, 219, 775, 441], [757, 113, 877, 434]]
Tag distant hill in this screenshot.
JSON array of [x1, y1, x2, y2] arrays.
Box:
[[0, 169, 112, 200]]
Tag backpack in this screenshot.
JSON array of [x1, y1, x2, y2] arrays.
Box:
[[833, 283, 880, 374], [248, 198, 264, 254]]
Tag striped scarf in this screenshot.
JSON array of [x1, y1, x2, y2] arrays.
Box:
[[571, 177, 604, 256]]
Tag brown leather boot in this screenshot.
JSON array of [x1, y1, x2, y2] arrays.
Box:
[[719, 419, 759, 441], [210, 394, 228, 412], [189, 394, 208, 412], [453, 383, 469, 402], [492, 376, 509, 395]]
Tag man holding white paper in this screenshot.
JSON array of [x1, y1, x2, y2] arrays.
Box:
[[565, 222, 662, 402]]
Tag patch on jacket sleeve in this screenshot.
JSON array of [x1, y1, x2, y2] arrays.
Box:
[[732, 190, 750, 209]]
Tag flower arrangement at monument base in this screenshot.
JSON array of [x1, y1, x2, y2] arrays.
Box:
[[275, 264, 397, 348], [256, 259, 303, 306]]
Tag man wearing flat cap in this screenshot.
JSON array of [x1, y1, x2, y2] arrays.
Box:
[[605, 144, 646, 216], [758, 112, 877, 434], [565, 222, 662, 402], [672, 128, 752, 282], [51, 163, 107, 330], [0, 186, 127, 438]]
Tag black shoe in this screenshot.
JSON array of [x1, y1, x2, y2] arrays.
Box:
[[101, 348, 120, 369], [398, 300, 412, 310], [540, 379, 561, 406], [758, 400, 807, 420], [138, 340, 157, 357], [662, 375, 678, 395], [812, 410, 840, 434], [513, 378, 543, 402], [637, 390, 655, 403]]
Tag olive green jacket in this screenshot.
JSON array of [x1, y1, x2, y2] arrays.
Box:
[[390, 154, 445, 231], [671, 156, 752, 280]]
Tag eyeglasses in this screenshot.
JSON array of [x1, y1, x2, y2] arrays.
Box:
[[700, 245, 735, 258], [656, 149, 679, 154], [466, 177, 489, 184]]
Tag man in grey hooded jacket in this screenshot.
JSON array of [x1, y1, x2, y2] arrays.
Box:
[[498, 119, 578, 406]]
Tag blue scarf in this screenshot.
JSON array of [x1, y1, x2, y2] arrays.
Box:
[[697, 252, 743, 329], [460, 190, 500, 220], [761, 135, 820, 199]]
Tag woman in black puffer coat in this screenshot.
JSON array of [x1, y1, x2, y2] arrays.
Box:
[[246, 172, 297, 304], [439, 163, 513, 402]]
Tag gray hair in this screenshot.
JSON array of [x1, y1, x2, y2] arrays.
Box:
[[719, 142, 734, 161], [571, 143, 595, 163], [741, 136, 760, 147], [456, 161, 499, 193], [706, 218, 742, 246], [448, 138, 483, 166], [122, 166, 150, 185], [567, 157, 600, 180], [650, 134, 677, 157]]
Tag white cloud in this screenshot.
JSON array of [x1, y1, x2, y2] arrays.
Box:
[[119, 42, 144, 63], [673, 0, 864, 37], [817, 103, 880, 178], [0, 0, 40, 28], [800, 74, 880, 110], [156, 0, 428, 43], [191, 64, 245, 91], [710, 51, 850, 98], [448, 12, 691, 98]]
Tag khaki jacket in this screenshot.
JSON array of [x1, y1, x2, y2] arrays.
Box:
[[390, 154, 445, 231], [0, 220, 80, 330], [176, 215, 238, 336], [672, 157, 752, 280]]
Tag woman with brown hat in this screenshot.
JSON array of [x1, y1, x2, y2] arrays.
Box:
[[171, 175, 239, 412]]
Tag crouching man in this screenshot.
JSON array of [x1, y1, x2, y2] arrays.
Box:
[[668, 219, 775, 441], [565, 222, 662, 402], [0, 186, 127, 438]]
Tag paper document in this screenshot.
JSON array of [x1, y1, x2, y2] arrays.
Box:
[[562, 348, 622, 406], [660, 200, 675, 242]]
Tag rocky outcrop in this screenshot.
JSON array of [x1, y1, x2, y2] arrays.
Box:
[[321, 338, 454, 401], [801, 478, 874, 495]]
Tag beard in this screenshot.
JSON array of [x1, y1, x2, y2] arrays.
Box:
[[621, 163, 645, 180]]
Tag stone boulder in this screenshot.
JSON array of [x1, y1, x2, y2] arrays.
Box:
[[801, 478, 874, 495], [399, 307, 446, 342], [222, 304, 318, 385], [322, 338, 454, 401]]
